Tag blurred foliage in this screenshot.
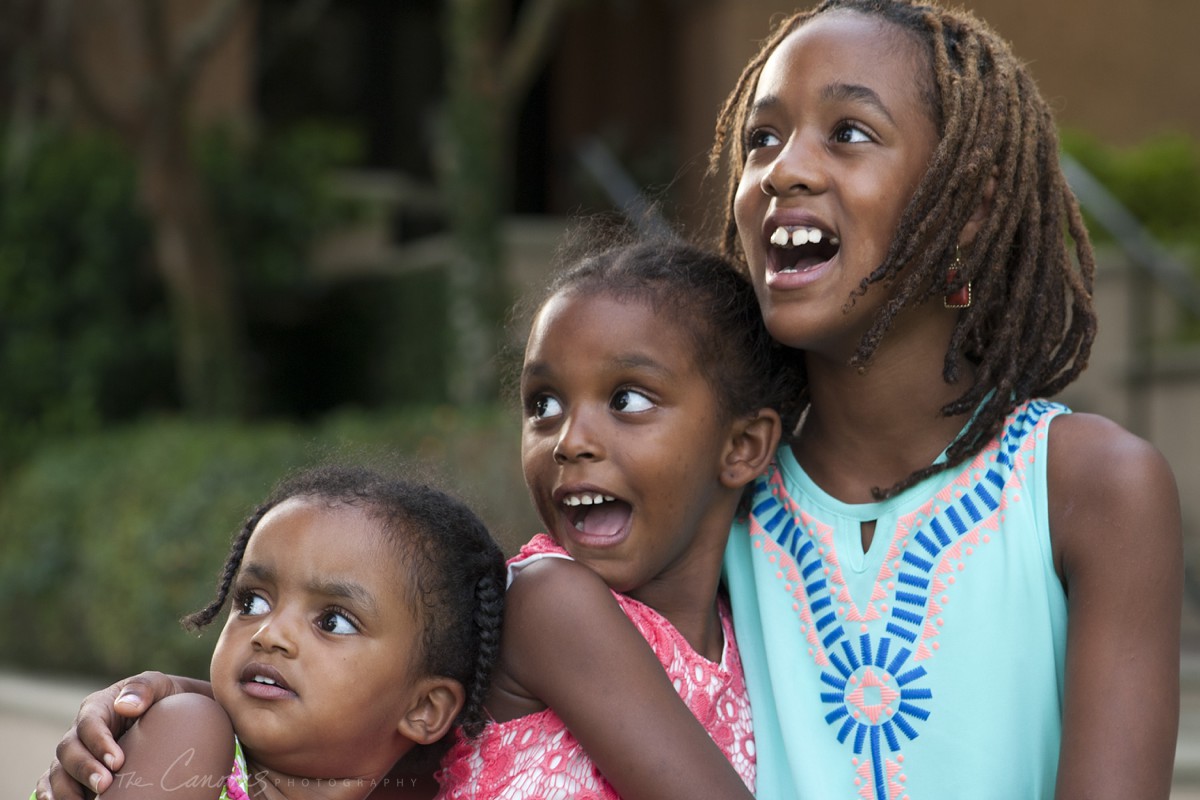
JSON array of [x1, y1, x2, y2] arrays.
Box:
[[1061, 129, 1200, 256], [0, 127, 172, 474], [1060, 130, 1200, 341], [0, 122, 462, 472], [200, 123, 362, 296], [0, 406, 536, 681]]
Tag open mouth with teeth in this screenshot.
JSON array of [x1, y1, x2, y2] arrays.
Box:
[[240, 665, 295, 699], [768, 225, 840, 273], [561, 491, 632, 540]]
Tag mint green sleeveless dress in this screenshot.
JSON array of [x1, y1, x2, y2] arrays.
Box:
[[725, 400, 1069, 799]]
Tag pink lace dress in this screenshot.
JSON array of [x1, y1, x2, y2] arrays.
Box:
[[435, 534, 755, 799]]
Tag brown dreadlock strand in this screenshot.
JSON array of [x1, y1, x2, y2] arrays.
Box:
[[707, 0, 1096, 499]]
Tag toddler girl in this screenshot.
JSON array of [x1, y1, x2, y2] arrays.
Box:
[[51, 463, 505, 800]]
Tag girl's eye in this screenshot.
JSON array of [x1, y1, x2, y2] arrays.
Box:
[[612, 389, 654, 413], [832, 122, 872, 144], [317, 610, 359, 635], [236, 591, 270, 617], [745, 127, 781, 151], [530, 394, 563, 420]]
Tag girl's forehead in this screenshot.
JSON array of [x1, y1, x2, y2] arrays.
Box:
[[532, 287, 654, 334], [751, 10, 938, 136], [761, 11, 931, 95], [524, 288, 699, 368]]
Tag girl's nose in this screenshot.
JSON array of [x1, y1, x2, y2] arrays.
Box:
[[250, 612, 298, 655], [760, 136, 826, 197], [552, 410, 603, 463]]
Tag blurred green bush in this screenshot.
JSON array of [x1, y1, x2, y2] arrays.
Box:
[[1062, 129, 1200, 257], [1060, 130, 1200, 340], [0, 122, 430, 473], [0, 406, 536, 681], [0, 128, 171, 473]]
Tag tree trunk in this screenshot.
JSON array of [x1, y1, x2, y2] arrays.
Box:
[[440, 0, 510, 406], [438, 0, 582, 405], [138, 115, 248, 417]]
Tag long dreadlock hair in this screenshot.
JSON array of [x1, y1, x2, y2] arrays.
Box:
[[708, 0, 1097, 498]]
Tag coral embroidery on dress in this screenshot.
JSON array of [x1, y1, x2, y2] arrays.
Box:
[[748, 400, 1058, 800]]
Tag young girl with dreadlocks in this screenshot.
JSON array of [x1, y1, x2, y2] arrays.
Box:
[[32, 464, 505, 800], [39, 2, 1182, 799], [704, 1, 1182, 798]]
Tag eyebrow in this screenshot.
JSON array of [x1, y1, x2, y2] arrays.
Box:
[[748, 82, 896, 126], [522, 353, 673, 383], [821, 82, 896, 125], [239, 562, 380, 617]]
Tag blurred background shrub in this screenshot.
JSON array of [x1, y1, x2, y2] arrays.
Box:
[[0, 405, 534, 681], [1062, 129, 1200, 257]]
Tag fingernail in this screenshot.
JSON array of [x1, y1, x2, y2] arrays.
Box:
[[115, 692, 138, 707], [104, 753, 116, 769], [89, 773, 101, 793]]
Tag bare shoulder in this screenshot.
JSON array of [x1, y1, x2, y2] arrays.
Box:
[[487, 555, 627, 721], [1046, 411, 1181, 579], [105, 693, 235, 800], [499, 555, 626, 673], [1046, 414, 1183, 796], [505, 555, 613, 617]]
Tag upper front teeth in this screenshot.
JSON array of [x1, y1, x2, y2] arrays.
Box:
[[563, 492, 615, 507], [769, 226, 838, 248], [253, 676, 277, 686]]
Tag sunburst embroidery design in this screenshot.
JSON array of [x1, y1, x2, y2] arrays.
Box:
[[747, 400, 1055, 800]]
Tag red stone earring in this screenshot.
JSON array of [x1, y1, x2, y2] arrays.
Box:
[[944, 246, 972, 309]]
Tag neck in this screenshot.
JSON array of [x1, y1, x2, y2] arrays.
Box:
[[796, 333, 976, 504], [627, 493, 740, 663]]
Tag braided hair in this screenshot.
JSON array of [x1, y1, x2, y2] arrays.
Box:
[[709, 0, 1097, 497], [183, 463, 506, 738]]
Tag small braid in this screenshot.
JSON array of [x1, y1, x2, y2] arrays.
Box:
[[708, 0, 1097, 497], [181, 503, 275, 631], [459, 570, 504, 737]]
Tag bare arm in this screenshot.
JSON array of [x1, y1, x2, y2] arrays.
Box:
[[498, 557, 755, 800], [35, 672, 213, 800], [101, 693, 234, 800], [1050, 413, 1182, 799]]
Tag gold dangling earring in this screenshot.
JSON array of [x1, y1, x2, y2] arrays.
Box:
[[944, 245, 972, 309]]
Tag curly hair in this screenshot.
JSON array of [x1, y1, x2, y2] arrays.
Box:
[[183, 463, 505, 738], [708, 0, 1097, 497], [518, 226, 806, 438]]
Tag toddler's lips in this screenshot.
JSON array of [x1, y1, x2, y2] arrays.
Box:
[[239, 663, 296, 700]]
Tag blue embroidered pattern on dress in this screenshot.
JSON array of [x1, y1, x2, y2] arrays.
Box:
[[748, 399, 1059, 799]]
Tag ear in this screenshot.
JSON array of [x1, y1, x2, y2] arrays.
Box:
[[720, 409, 782, 489], [396, 676, 466, 745], [958, 166, 998, 247]]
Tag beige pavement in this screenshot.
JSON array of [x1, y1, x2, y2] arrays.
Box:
[[0, 672, 104, 799]]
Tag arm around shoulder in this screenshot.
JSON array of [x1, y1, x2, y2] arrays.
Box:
[[1048, 412, 1182, 799], [498, 557, 754, 800], [102, 693, 235, 800]]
